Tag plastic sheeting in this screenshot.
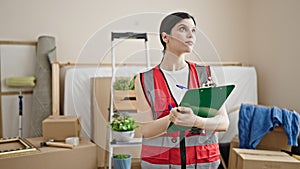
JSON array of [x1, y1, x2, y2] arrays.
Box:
[[29, 36, 55, 137], [213, 66, 258, 143], [63, 66, 257, 143], [63, 66, 147, 138]]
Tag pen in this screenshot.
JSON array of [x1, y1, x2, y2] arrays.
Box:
[[176, 84, 188, 90], [168, 104, 173, 111], [168, 104, 180, 112]]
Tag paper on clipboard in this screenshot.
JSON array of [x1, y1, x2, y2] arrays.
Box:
[[167, 84, 235, 132]]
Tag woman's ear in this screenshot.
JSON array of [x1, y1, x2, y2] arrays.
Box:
[[161, 32, 169, 43]]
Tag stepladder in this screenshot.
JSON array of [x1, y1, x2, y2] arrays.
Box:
[[108, 32, 150, 169]]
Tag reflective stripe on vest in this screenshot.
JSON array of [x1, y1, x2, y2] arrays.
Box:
[[141, 62, 208, 119], [140, 62, 220, 166], [141, 159, 220, 169]]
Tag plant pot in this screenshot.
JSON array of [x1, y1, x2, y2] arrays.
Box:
[[112, 130, 135, 142], [113, 155, 132, 169]]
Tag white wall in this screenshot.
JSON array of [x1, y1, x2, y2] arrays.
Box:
[[1, 0, 299, 111], [249, 0, 300, 111], [0, 0, 249, 63]]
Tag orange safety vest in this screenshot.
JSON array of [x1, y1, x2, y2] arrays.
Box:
[[140, 62, 220, 169]]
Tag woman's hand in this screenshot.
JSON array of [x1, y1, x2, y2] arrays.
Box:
[[169, 106, 198, 127], [169, 105, 229, 131]]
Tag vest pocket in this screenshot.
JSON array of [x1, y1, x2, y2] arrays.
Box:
[[141, 145, 170, 164], [195, 144, 220, 162], [169, 147, 181, 165], [153, 93, 170, 118]]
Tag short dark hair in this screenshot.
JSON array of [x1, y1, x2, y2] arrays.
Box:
[[159, 12, 196, 53]]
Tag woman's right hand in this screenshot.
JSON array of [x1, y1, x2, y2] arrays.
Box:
[[169, 106, 198, 127]]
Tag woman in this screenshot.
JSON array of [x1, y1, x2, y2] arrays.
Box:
[[134, 12, 229, 169]]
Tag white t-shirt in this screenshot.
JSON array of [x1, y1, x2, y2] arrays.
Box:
[[160, 63, 218, 104], [160, 63, 189, 104]]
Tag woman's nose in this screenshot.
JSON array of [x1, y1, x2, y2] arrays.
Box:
[[187, 30, 193, 38]]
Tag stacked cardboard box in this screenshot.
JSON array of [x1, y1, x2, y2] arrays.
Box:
[[113, 90, 136, 112], [42, 115, 81, 141], [92, 77, 142, 168], [228, 127, 300, 169], [232, 148, 300, 169], [0, 137, 97, 169]]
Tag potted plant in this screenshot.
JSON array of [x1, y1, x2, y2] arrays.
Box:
[[113, 76, 136, 90], [112, 154, 132, 169], [113, 76, 137, 111], [110, 112, 139, 142]]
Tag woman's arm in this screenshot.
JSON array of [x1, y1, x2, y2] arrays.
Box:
[[169, 68, 229, 131], [170, 105, 229, 131], [195, 105, 229, 131], [134, 74, 171, 139], [200, 68, 229, 131]]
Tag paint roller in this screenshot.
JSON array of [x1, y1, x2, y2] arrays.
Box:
[[6, 76, 36, 88], [5, 76, 36, 137]]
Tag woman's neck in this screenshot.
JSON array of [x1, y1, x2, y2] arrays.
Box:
[[160, 51, 186, 71]]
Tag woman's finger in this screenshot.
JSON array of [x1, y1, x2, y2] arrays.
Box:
[[177, 106, 193, 114], [169, 113, 176, 121]]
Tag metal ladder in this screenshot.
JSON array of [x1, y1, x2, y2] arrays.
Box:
[[108, 32, 150, 169]]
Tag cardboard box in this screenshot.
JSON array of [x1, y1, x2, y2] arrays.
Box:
[[228, 126, 292, 169], [113, 90, 136, 112], [228, 136, 239, 169], [0, 137, 97, 169], [113, 90, 141, 137], [257, 126, 291, 151], [232, 148, 300, 169], [42, 116, 81, 141], [92, 78, 142, 168]]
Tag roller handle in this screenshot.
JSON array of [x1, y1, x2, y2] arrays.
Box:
[[19, 95, 23, 116], [40, 141, 74, 149], [18, 94, 23, 137]]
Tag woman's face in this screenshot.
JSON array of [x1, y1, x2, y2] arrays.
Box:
[[166, 18, 196, 56]]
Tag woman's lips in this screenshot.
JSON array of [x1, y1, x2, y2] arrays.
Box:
[[185, 41, 194, 46]]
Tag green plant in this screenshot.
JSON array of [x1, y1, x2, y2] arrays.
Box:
[[113, 154, 130, 159], [110, 113, 139, 131], [128, 75, 136, 90], [113, 75, 136, 90]]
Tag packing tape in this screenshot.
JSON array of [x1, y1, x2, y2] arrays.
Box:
[[65, 137, 79, 146]]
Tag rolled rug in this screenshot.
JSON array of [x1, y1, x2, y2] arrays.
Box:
[[29, 35, 55, 137]]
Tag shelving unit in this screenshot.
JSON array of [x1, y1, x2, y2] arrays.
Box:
[[108, 32, 150, 169]]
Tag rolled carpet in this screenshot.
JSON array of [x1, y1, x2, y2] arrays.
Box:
[[29, 35, 55, 137]]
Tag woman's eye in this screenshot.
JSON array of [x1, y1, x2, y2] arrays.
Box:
[[192, 29, 196, 33], [179, 27, 186, 32]]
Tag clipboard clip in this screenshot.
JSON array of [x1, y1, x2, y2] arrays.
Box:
[[203, 77, 216, 87]]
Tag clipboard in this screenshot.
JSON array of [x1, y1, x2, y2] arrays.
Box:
[[167, 84, 235, 132]]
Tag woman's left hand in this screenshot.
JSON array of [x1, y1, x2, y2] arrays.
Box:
[[169, 106, 198, 127]]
